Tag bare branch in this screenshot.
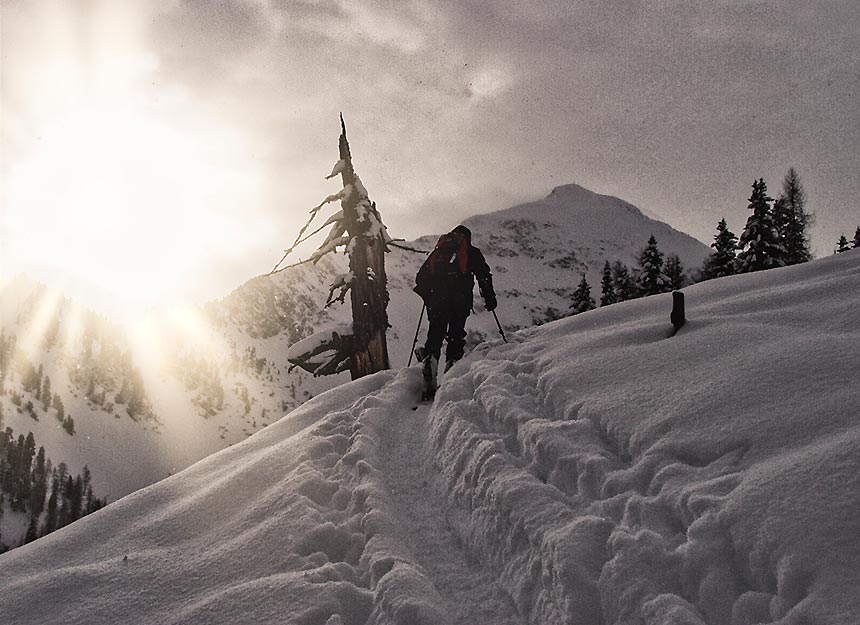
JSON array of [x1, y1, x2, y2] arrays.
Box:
[[270, 192, 349, 273], [389, 241, 430, 254], [268, 256, 315, 276]]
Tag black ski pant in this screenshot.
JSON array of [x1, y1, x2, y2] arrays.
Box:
[[423, 294, 470, 363]]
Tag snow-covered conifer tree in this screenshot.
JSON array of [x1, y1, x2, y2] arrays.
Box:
[[737, 178, 785, 273], [636, 235, 668, 296], [700, 218, 738, 281], [611, 261, 637, 302], [664, 253, 686, 291], [599, 261, 616, 306], [570, 274, 596, 314]]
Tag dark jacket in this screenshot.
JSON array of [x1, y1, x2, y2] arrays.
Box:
[[415, 244, 495, 310]]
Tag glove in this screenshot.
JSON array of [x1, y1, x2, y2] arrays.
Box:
[[484, 293, 497, 312]]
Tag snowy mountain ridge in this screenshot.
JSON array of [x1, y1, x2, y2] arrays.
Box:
[[2, 249, 858, 624]]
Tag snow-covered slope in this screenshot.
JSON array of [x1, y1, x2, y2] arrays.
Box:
[[0, 184, 709, 547], [0, 277, 234, 501], [2, 250, 857, 625]]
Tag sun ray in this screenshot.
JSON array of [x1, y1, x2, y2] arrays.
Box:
[[16, 286, 64, 359], [59, 301, 86, 357]]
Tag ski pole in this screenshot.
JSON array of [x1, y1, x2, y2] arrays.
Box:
[[407, 303, 426, 366], [492, 310, 508, 343]]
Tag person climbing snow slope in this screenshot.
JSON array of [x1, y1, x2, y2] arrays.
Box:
[[414, 225, 496, 399]]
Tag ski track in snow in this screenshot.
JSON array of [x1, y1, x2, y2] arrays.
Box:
[[375, 399, 522, 625], [431, 350, 757, 624]]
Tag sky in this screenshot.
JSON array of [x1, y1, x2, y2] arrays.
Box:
[[2, 0, 858, 319]]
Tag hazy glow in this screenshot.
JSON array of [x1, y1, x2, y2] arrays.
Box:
[[128, 305, 227, 375], [16, 288, 64, 359], [3, 2, 265, 320]]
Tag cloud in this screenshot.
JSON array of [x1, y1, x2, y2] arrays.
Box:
[[468, 67, 513, 101], [141, 0, 860, 272]]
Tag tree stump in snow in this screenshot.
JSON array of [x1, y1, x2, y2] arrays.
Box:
[[670, 291, 686, 336]]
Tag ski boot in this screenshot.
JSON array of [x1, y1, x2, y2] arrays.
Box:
[[421, 354, 439, 402]]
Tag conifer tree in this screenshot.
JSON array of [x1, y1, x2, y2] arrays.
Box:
[[35, 364, 43, 401], [52, 393, 65, 420], [571, 274, 596, 314], [25, 516, 39, 543], [737, 178, 785, 272], [600, 261, 616, 306], [664, 254, 686, 291], [700, 218, 739, 281], [611, 261, 637, 302], [636, 235, 668, 296], [774, 168, 812, 264], [41, 376, 51, 412], [29, 446, 47, 516], [853, 227, 860, 249], [69, 474, 83, 522], [835, 234, 850, 253], [41, 477, 59, 536]]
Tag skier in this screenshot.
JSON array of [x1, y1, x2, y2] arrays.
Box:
[[414, 225, 496, 399]]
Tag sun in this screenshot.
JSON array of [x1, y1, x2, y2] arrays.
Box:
[[2, 3, 265, 321]]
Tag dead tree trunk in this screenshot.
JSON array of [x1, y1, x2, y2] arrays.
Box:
[[337, 116, 390, 378]]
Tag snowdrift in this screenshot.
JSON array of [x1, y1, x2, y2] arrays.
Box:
[[1, 250, 858, 625]]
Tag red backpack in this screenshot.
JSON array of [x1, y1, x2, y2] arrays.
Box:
[[429, 232, 469, 279]]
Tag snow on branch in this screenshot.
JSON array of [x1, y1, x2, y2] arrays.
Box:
[[311, 234, 350, 264], [325, 272, 354, 307], [325, 159, 347, 180], [286, 325, 353, 377]]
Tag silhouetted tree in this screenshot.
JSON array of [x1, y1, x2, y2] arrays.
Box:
[[34, 364, 43, 401], [570, 275, 596, 314], [852, 227, 860, 249], [774, 168, 812, 264], [52, 393, 65, 420], [738, 179, 785, 272], [599, 261, 616, 306], [42, 479, 59, 536], [29, 446, 47, 516], [41, 376, 51, 412], [637, 235, 668, 296], [835, 234, 850, 253], [700, 218, 739, 280], [664, 254, 686, 291], [611, 261, 637, 302], [25, 516, 39, 543]]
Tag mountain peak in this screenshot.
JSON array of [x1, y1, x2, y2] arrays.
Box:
[[547, 183, 595, 199]]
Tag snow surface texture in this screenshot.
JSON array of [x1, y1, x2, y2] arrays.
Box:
[[2, 251, 858, 624]]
